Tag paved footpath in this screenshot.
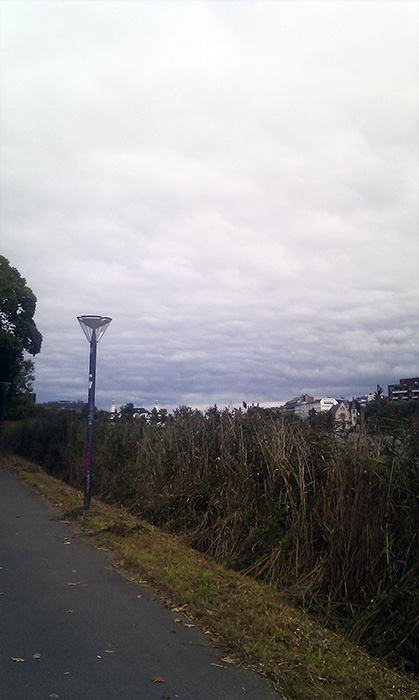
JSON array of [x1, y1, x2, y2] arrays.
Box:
[[0, 466, 281, 700]]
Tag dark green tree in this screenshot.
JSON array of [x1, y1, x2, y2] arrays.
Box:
[[149, 406, 168, 424], [0, 256, 42, 398], [173, 405, 195, 419], [119, 402, 135, 419]]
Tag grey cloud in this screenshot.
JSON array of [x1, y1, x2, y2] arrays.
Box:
[[1, 0, 417, 411]]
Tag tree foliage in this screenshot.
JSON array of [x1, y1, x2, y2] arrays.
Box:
[[0, 256, 42, 397], [364, 397, 419, 433], [119, 402, 135, 420]]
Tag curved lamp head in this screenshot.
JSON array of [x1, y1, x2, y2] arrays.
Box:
[[77, 315, 112, 343]]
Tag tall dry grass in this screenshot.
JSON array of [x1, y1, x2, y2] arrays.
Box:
[[3, 405, 418, 672]]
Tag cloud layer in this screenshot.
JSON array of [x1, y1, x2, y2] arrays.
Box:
[[1, 0, 418, 410]]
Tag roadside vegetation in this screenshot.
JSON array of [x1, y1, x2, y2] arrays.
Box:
[[2, 400, 418, 699], [0, 255, 42, 420]]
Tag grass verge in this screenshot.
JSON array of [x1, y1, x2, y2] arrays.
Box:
[[3, 453, 418, 700]]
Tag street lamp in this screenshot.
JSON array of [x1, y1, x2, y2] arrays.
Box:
[[0, 382, 11, 444], [77, 315, 112, 508]]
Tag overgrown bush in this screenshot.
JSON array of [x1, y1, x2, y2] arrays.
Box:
[[2, 406, 418, 673]]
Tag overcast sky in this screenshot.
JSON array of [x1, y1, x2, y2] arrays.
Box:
[[1, 0, 418, 412]]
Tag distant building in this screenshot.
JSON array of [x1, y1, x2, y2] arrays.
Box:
[[281, 394, 314, 413], [295, 397, 338, 419], [133, 407, 151, 420], [110, 403, 151, 420], [355, 393, 375, 406], [330, 399, 360, 430], [388, 377, 419, 401], [44, 400, 85, 411]]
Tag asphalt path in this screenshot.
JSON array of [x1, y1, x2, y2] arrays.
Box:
[[0, 466, 281, 700]]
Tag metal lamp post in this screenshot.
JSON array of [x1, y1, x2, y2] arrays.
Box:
[[77, 315, 112, 508]]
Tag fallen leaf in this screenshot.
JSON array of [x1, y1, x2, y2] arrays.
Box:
[[67, 610, 74, 614], [174, 618, 182, 624], [185, 623, 195, 628], [33, 653, 41, 659], [105, 649, 115, 654], [50, 694, 59, 698], [12, 657, 25, 663], [136, 594, 143, 598], [67, 582, 81, 586], [221, 656, 235, 664], [152, 676, 166, 683]]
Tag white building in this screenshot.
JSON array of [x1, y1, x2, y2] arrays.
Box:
[[355, 393, 375, 406], [294, 397, 338, 420]]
